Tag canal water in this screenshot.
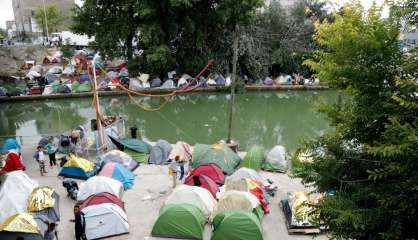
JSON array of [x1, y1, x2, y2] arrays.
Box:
[[0, 91, 336, 152]]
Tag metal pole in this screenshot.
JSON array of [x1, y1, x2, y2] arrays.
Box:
[[42, 0, 49, 41], [227, 25, 239, 143], [92, 53, 104, 155]]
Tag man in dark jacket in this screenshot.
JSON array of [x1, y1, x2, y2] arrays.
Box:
[[71, 205, 86, 240]]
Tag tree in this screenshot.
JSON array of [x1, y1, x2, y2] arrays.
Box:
[[33, 5, 65, 34], [295, 2, 418, 239]]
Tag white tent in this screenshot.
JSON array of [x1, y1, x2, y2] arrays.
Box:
[[228, 168, 269, 187], [82, 203, 129, 240], [0, 171, 38, 223], [101, 150, 138, 171], [165, 185, 216, 219], [211, 190, 260, 220], [77, 176, 123, 201], [265, 145, 287, 172]]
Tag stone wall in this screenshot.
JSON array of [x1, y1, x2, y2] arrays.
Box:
[[0, 45, 46, 77]]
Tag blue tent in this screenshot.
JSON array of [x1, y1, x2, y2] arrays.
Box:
[[2, 138, 20, 154], [151, 78, 162, 88], [58, 156, 97, 180], [216, 75, 226, 86], [99, 162, 135, 190]]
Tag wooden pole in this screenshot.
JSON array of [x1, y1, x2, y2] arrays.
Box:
[[227, 25, 239, 143], [92, 54, 103, 154]]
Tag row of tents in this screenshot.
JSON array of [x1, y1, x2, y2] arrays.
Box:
[[58, 153, 137, 239], [0, 171, 61, 240]]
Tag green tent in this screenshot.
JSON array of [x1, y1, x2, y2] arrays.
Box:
[[240, 146, 264, 170], [151, 204, 206, 240], [192, 144, 241, 175], [211, 211, 263, 240], [109, 136, 152, 163], [124, 149, 149, 164]]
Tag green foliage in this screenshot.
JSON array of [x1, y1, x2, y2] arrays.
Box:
[[61, 39, 74, 59], [34, 5, 65, 33], [296, 2, 418, 239]]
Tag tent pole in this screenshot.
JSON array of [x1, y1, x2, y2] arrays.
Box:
[[227, 25, 239, 143]]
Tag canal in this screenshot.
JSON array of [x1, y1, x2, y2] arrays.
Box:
[[0, 91, 336, 152]]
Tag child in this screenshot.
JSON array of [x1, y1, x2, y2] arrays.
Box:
[[45, 223, 58, 240], [46, 140, 57, 167], [34, 146, 47, 176]]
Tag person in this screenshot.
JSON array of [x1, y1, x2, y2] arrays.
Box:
[[168, 158, 179, 188], [33, 146, 47, 176], [46, 140, 57, 167], [45, 223, 58, 240], [70, 205, 86, 240], [176, 155, 185, 181]]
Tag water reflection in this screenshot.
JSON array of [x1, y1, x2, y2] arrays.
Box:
[[0, 91, 335, 151]]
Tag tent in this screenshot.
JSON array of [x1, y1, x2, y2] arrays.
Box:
[[101, 150, 139, 171], [109, 136, 151, 163], [151, 78, 162, 88], [58, 155, 97, 180], [225, 178, 269, 214], [82, 203, 129, 240], [264, 145, 287, 172], [57, 135, 75, 154], [185, 174, 220, 198], [27, 187, 60, 223], [98, 162, 135, 190], [0, 213, 49, 240], [240, 146, 264, 170], [0, 171, 38, 223], [77, 176, 123, 201], [212, 190, 260, 220], [161, 79, 175, 89], [169, 141, 192, 162], [2, 150, 26, 173], [149, 140, 172, 165], [211, 211, 263, 240], [192, 144, 241, 175], [264, 77, 273, 85], [185, 163, 225, 185], [2, 138, 20, 154], [228, 167, 269, 187], [151, 203, 206, 240], [165, 185, 216, 219], [80, 192, 124, 210]]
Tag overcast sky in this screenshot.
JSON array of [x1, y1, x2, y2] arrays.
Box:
[[0, 0, 387, 29]]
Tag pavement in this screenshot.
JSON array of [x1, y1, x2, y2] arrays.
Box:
[[18, 142, 328, 240]]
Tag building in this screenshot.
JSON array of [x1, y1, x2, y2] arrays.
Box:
[[400, 27, 418, 51], [5, 20, 17, 38], [12, 0, 74, 36]]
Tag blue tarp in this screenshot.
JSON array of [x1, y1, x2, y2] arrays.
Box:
[[58, 167, 96, 180], [2, 138, 20, 154]]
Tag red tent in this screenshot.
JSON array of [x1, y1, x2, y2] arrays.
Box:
[[185, 174, 219, 198], [1, 151, 25, 174], [80, 192, 124, 210], [185, 163, 225, 185]]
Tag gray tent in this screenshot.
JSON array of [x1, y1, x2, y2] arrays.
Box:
[[149, 140, 172, 165], [161, 79, 175, 89], [33, 191, 60, 223], [0, 214, 49, 240]]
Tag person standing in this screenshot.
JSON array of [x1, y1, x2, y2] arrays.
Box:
[[46, 140, 57, 167], [34, 146, 47, 176], [71, 205, 86, 240]]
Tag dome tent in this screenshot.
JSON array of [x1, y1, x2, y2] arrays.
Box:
[[212, 190, 260, 220], [0, 213, 50, 240], [149, 140, 172, 165], [108, 136, 152, 163], [98, 162, 136, 190], [27, 187, 60, 223], [80, 192, 124, 210], [192, 144, 241, 175], [165, 185, 217, 219], [185, 174, 220, 198], [211, 211, 263, 240], [58, 155, 97, 180], [2, 138, 20, 154], [2, 150, 26, 173], [263, 145, 287, 172], [240, 146, 265, 170], [228, 167, 269, 187], [151, 203, 206, 240], [82, 203, 129, 239], [77, 176, 123, 201], [100, 149, 139, 171], [169, 141, 192, 162], [185, 163, 225, 185], [0, 171, 38, 223]]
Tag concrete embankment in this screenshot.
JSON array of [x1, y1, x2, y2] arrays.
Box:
[[0, 85, 328, 103]]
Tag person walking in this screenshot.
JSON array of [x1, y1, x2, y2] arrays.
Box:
[[34, 146, 47, 176], [169, 158, 179, 188], [70, 205, 87, 240], [46, 140, 57, 167]]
